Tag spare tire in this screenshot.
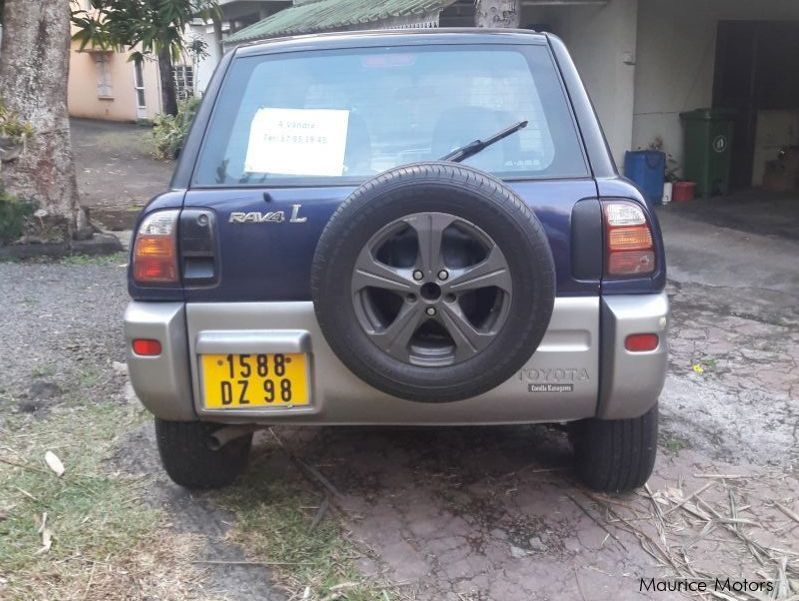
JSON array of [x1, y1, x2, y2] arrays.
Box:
[[311, 162, 555, 402]]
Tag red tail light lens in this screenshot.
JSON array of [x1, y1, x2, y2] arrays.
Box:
[[132, 338, 162, 356], [625, 333, 659, 352], [133, 210, 179, 284], [603, 201, 656, 277], [608, 250, 655, 274]]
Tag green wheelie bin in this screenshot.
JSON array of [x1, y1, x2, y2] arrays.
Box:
[[679, 108, 736, 198]]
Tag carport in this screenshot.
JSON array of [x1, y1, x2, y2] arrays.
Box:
[[515, 0, 799, 235], [519, 0, 799, 178]]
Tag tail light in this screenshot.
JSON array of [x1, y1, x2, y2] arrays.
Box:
[[132, 210, 179, 284], [602, 201, 655, 277]]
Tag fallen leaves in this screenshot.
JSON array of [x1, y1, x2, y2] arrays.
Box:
[[35, 512, 52, 555], [44, 451, 65, 478]]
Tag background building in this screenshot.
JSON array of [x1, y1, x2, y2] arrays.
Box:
[[68, 46, 164, 122], [65, 0, 799, 191], [215, 0, 799, 189]]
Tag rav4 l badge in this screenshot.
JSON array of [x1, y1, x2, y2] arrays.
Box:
[[229, 204, 307, 224]]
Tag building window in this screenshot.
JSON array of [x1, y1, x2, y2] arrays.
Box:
[[133, 57, 146, 108], [94, 53, 113, 98], [173, 65, 195, 101]]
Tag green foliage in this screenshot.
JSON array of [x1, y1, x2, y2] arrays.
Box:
[[0, 102, 35, 142], [151, 96, 201, 159], [187, 34, 209, 61], [71, 0, 221, 62], [0, 187, 36, 245]]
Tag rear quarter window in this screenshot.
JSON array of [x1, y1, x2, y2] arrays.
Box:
[[193, 43, 588, 186]]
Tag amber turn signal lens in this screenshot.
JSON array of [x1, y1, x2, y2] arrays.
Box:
[[608, 226, 653, 250], [132, 338, 162, 356], [625, 333, 659, 352]]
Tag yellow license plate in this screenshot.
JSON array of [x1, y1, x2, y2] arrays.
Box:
[[202, 353, 309, 408]]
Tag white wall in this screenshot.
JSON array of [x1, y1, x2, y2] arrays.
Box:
[[632, 0, 799, 178], [189, 22, 222, 95], [523, 0, 638, 168]]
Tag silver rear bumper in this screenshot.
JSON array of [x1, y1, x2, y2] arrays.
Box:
[[124, 293, 667, 424]]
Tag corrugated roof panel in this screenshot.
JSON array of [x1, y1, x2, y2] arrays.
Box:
[[226, 0, 457, 44]]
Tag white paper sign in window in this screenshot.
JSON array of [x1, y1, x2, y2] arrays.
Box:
[[244, 107, 350, 177]]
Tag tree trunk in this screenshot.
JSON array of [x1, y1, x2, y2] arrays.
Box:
[[0, 0, 83, 239], [212, 17, 225, 62], [474, 0, 521, 28], [158, 47, 179, 117]]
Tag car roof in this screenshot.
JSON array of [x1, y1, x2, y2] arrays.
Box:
[[234, 28, 549, 58]]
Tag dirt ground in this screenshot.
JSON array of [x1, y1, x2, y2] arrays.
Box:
[[1, 118, 797, 600], [71, 118, 173, 230]]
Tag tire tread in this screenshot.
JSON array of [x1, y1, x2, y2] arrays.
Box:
[[154, 419, 252, 489], [571, 404, 658, 493]]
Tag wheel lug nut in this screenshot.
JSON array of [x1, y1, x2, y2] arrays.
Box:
[[425, 307, 436, 316], [413, 270, 424, 281], [438, 269, 449, 280]]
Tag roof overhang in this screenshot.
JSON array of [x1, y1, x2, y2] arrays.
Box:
[[225, 0, 459, 45]]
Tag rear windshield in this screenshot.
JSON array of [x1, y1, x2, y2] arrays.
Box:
[[193, 44, 588, 186]]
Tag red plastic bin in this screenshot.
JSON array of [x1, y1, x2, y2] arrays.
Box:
[[673, 181, 696, 202]]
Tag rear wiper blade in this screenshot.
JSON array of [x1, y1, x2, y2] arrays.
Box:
[[439, 120, 528, 163]]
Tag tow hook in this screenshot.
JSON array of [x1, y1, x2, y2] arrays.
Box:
[[208, 425, 262, 450]]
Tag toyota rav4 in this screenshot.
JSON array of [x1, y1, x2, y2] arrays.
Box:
[[125, 29, 668, 493]]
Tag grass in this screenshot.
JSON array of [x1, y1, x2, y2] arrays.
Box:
[[0, 251, 128, 266], [214, 439, 401, 601], [58, 251, 129, 267], [662, 433, 691, 455], [0, 391, 397, 600], [29, 365, 56, 379], [0, 401, 204, 600]]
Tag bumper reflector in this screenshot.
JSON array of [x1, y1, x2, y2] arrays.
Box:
[[132, 338, 162, 356], [625, 333, 659, 352]]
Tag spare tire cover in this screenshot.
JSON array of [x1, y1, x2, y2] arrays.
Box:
[[311, 162, 555, 402]]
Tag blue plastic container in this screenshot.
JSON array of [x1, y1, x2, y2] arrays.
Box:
[[623, 150, 666, 205]]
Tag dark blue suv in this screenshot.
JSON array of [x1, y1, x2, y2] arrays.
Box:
[[124, 29, 668, 493]]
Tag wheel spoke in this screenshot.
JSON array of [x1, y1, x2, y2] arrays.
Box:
[[352, 250, 415, 293], [353, 211, 512, 366], [438, 302, 494, 361], [446, 246, 512, 293], [404, 213, 456, 275], [369, 303, 426, 360]]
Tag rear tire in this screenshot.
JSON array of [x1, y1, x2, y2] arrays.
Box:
[[154, 419, 252, 489], [570, 403, 658, 493]]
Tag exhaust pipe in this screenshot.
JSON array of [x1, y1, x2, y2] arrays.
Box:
[[208, 425, 262, 450]]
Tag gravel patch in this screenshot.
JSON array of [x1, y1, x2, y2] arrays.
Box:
[[0, 258, 130, 412]]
